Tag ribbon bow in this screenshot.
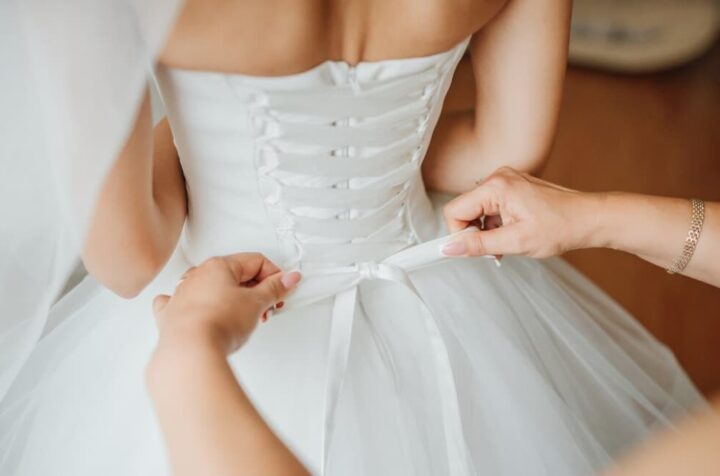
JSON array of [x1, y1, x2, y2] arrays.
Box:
[[279, 228, 493, 475]]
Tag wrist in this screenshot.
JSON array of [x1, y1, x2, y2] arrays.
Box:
[[157, 317, 229, 354], [146, 329, 225, 394], [568, 191, 611, 251], [586, 191, 640, 251]]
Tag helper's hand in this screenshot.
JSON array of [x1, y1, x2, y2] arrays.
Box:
[[442, 167, 601, 258], [152, 253, 301, 354]]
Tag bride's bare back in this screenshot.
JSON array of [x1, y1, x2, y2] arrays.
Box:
[[160, 0, 505, 75], [85, 0, 570, 297]]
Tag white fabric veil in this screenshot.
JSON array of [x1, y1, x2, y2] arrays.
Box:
[[0, 0, 181, 401]]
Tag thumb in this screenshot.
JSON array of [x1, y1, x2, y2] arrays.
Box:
[[152, 294, 170, 316], [251, 271, 302, 307], [442, 225, 523, 257]]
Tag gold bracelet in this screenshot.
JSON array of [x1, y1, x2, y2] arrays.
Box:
[[667, 198, 705, 274]]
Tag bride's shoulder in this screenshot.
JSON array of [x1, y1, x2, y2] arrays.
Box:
[[411, 0, 508, 32], [432, 0, 508, 18]]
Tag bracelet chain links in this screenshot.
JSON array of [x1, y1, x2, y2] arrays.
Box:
[[667, 198, 705, 275]]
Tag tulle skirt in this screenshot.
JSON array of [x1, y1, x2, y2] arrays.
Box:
[[0, 248, 705, 475]]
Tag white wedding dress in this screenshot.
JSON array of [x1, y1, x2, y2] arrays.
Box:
[[0, 37, 704, 475]]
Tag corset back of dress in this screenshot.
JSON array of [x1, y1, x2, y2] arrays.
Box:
[[154, 38, 469, 268]]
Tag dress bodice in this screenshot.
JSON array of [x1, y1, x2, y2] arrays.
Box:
[[154, 38, 469, 268]]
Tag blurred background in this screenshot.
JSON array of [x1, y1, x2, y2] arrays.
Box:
[[545, 0, 720, 395]]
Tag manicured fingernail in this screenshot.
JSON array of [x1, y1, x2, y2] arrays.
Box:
[[442, 241, 467, 256], [276, 301, 284, 309], [281, 271, 302, 289]]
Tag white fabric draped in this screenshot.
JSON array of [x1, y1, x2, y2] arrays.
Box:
[[0, 0, 181, 402]]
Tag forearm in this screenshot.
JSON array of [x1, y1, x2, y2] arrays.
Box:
[[83, 93, 186, 297], [424, 0, 570, 194], [423, 111, 546, 193], [428, 57, 547, 193], [589, 193, 720, 287], [147, 336, 308, 476]]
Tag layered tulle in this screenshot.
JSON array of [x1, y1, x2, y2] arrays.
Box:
[[0, 247, 703, 475]]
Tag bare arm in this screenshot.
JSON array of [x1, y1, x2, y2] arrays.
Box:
[[594, 193, 720, 288], [148, 340, 309, 476], [424, 0, 571, 193], [147, 254, 307, 476], [443, 168, 720, 288], [82, 90, 186, 298]]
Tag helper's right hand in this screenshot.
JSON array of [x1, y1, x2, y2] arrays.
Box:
[[441, 167, 601, 259], [152, 253, 301, 354]]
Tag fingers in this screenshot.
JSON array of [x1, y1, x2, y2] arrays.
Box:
[[252, 271, 302, 308], [444, 173, 514, 232], [444, 185, 499, 232], [442, 226, 523, 257], [219, 253, 282, 284], [444, 167, 530, 232], [152, 294, 170, 315]]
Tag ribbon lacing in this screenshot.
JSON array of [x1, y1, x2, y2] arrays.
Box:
[[235, 39, 479, 474], [243, 61, 454, 267]]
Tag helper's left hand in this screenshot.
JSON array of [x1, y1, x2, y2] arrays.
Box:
[[442, 167, 600, 259], [152, 253, 301, 354]]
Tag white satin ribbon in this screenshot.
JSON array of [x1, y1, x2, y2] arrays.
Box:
[[279, 227, 494, 475]]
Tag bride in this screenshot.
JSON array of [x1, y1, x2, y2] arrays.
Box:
[[0, 0, 705, 474]]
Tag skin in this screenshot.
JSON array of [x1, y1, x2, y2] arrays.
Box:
[[602, 399, 720, 476], [82, 100, 186, 298], [442, 167, 720, 287], [147, 253, 306, 476], [82, 0, 571, 297]]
